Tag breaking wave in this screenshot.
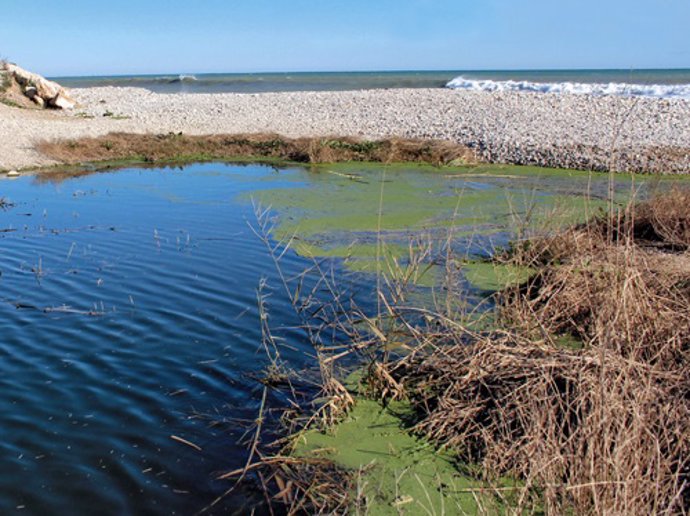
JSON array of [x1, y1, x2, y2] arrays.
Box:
[[445, 76, 690, 99], [167, 74, 198, 83]]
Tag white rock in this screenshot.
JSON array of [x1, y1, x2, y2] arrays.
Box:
[[52, 94, 76, 110], [7, 170, 20, 177], [5, 63, 76, 109]]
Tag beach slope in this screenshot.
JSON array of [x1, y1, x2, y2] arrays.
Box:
[[1, 87, 689, 173]]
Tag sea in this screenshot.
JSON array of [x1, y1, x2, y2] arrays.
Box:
[[52, 69, 690, 99]]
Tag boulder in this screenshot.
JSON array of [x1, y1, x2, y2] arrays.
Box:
[[24, 86, 38, 99], [4, 63, 76, 109], [52, 94, 75, 110]]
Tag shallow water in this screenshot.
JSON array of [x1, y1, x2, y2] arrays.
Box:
[[0, 162, 676, 514]]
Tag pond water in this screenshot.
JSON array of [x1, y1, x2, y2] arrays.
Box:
[[0, 162, 671, 514]]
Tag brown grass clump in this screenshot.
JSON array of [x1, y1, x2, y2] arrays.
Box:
[[504, 243, 690, 365], [616, 187, 690, 250], [395, 335, 689, 514], [219, 456, 355, 515], [37, 132, 478, 168], [503, 189, 690, 366]]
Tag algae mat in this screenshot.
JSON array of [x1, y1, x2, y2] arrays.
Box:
[[294, 398, 492, 515], [253, 162, 670, 290]]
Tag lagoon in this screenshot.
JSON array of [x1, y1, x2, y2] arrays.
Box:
[[0, 162, 675, 514]]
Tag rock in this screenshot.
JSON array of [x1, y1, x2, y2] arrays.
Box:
[[52, 93, 76, 110], [7, 170, 20, 177], [5, 63, 76, 109], [24, 86, 38, 99]]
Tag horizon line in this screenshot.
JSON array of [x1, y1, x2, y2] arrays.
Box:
[[48, 66, 690, 79]]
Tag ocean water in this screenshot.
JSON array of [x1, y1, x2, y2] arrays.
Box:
[[53, 69, 690, 99]]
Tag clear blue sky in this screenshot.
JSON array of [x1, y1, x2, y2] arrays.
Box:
[[1, 0, 688, 76]]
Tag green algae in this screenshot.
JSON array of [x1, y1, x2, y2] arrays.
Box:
[[257, 168, 509, 238], [293, 397, 493, 514], [294, 241, 441, 287], [463, 262, 536, 292], [253, 163, 666, 277]]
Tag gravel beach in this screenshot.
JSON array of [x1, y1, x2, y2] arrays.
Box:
[[1, 86, 689, 173]]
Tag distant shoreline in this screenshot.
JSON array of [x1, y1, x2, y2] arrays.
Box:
[[1, 86, 689, 173]]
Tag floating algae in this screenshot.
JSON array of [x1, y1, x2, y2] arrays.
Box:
[[293, 398, 493, 515], [253, 162, 657, 285], [462, 261, 536, 292]]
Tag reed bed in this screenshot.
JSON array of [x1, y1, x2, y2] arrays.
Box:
[[393, 334, 689, 514]]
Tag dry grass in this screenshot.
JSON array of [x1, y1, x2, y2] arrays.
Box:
[[613, 187, 690, 250], [219, 456, 355, 515], [394, 335, 689, 514], [37, 132, 478, 167], [503, 243, 690, 365], [502, 188, 690, 365]]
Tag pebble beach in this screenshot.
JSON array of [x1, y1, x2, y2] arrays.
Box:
[[1, 86, 689, 173]]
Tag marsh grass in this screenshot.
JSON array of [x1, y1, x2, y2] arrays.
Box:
[[37, 132, 478, 169]]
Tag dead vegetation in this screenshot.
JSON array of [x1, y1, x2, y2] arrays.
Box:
[[392, 334, 689, 514], [37, 132, 478, 168], [219, 456, 355, 514], [611, 187, 690, 250], [502, 188, 690, 364]]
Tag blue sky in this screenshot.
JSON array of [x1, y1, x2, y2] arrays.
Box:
[[1, 0, 688, 76]]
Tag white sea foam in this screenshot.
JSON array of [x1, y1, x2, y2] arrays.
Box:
[[446, 76, 690, 99]]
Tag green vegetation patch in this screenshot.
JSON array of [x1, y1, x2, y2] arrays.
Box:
[[0, 97, 22, 108], [0, 70, 9, 93], [463, 261, 536, 292], [254, 163, 641, 284], [255, 164, 507, 239], [293, 398, 490, 514], [294, 241, 440, 287]]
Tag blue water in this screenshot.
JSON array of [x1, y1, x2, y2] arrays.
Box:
[[0, 162, 679, 514], [0, 164, 346, 515], [52, 69, 690, 98]]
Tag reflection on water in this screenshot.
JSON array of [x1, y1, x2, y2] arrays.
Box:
[[0, 162, 669, 514]]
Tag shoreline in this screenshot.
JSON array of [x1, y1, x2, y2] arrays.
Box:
[[1, 87, 689, 173]]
